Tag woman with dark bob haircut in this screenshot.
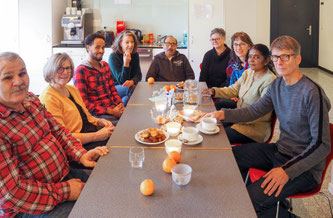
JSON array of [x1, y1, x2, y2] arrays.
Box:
[[40, 53, 115, 151], [204, 44, 276, 144], [108, 30, 142, 106]]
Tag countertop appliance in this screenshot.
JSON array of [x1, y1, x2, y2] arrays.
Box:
[[61, 13, 93, 44]]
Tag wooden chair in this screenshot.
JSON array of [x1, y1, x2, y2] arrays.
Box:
[[248, 123, 333, 217]]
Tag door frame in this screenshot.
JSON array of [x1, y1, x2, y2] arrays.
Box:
[[270, 0, 320, 67]]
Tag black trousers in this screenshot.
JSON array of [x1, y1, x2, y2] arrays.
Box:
[[232, 143, 317, 218]]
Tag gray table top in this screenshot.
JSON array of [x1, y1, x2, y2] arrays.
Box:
[[107, 105, 231, 149], [69, 148, 256, 218], [128, 82, 214, 106]]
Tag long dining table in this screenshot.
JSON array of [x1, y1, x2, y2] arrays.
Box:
[[69, 81, 256, 218]]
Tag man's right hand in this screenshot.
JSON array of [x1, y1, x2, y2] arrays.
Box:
[[96, 126, 115, 141], [205, 110, 225, 121], [68, 178, 85, 201], [106, 104, 124, 118]]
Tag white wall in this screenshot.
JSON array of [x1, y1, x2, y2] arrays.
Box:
[[0, 0, 19, 53], [224, 0, 270, 47], [319, 0, 333, 71]]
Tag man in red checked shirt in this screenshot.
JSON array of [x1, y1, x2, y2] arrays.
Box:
[[0, 52, 109, 217], [74, 33, 125, 125]]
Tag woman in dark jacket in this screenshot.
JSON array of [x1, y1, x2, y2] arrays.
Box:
[[109, 30, 142, 106], [199, 28, 231, 88]]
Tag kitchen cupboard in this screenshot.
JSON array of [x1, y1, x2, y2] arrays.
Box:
[[18, 0, 65, 94]]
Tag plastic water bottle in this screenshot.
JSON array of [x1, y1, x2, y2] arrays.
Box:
[[183, 31, 187, 47]]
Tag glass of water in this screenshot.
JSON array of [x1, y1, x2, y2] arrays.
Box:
[[129, 147, 144, 168]]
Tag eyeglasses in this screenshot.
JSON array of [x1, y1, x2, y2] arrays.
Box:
[[271, 54, 295, 62], [210, 38, 221, 42], [233, 42, 247, 48], [248, 55, 262, 60], [57, 66, 72, 73], [164, 42, 177, 47]]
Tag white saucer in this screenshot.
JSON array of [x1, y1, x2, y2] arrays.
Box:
[[178, 134, 203, 146], [196, 123, 220, 135]]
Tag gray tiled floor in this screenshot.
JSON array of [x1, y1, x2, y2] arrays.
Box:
[[270, 68, 333, 218]]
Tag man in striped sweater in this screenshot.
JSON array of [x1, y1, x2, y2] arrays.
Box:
[[208, 36, 331, 217]]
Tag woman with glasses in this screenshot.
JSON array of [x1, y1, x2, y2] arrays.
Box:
[[40, 53, 115, 151], [204, 44, 276, 144], [108, 31, 142, 106], [199, 28, 231, 88]]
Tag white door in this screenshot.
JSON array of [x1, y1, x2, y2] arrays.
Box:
[[188, 0, 224, 79], [18, 0, 52, 95]]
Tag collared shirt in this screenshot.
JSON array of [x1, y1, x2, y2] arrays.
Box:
[[74, 61, 122, 115], [0, 93, 86, 216]]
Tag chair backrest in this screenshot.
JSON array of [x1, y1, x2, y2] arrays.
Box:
[[200, 63, 202, 70]]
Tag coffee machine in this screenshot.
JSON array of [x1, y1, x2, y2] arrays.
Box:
[[61, 12, 93, 44]]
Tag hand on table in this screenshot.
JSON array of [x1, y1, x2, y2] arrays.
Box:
[[205, 110, 225, 121], [261, 167, 289, 197], [98, 118, 114, 127], [202, 88, 214, 96], [122, 80, 134, 87], [96, 126, 115, 141], [68, 178, 85, 201], [80, 146, 110, 168], [107, 104, 125, 118]]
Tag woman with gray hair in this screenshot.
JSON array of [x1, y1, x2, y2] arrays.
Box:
[[199, 28, 231, 88], [40, 53, 115, 150], [108, 30, 142, 106]]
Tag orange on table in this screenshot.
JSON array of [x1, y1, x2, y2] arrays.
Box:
[[140, 179, 154, 196], [170, 85, 177, 92], [163, 85, 170, 92], [148, 77, 155, 84], [162, 157, 177, 173], [169, 151, 181, 163]]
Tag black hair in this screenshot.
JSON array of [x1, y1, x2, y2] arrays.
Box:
[[250, 43, 275, 74], [84, 32, 105, 50]]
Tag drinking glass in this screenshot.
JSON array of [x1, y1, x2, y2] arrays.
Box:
[[129, 147, 144, 168], [183, 91, 199, 116]]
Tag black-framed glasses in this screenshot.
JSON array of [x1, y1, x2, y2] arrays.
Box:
[[57, 66, 72, 73], [271, 54, 295, 62], [210, 38, 221, 42], [164, 42, 177, 47]]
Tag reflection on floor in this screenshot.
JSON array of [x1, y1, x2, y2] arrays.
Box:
[[270, 68, 333, 218]]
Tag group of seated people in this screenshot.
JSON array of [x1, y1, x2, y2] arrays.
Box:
[[0, 26, 331, 217]]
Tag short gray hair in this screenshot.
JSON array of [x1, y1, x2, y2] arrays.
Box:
[[43, 53, 74, 83], [164, 35, 178, 44], [210, 28, 226, 38], [271, 35, 301, 55], [0, 52, 24, 65]]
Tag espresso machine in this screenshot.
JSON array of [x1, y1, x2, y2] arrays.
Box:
[[61, 12, 93, 44]]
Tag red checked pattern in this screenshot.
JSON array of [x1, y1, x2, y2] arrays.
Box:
[[73, 61, 122, 115], [0, 93, 86, 216]]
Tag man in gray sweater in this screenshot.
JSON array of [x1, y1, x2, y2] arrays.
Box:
[[207, 36, 331, 217]]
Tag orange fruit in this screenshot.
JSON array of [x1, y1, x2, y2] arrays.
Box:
[[140, 179, 154, 196], [169, 151, 181, 163], [148, 77, 155, 84], [162, 157, 177, 173], [163, 85, 170, 92], [170, 85, 177, 92]]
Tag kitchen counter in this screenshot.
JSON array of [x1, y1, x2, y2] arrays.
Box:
[[53, 43, 187, 49]]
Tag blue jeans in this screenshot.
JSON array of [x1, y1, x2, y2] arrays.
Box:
[[16, 168, 90, 218], [232, 143, 317, 218], [115, 85, 132, 106]]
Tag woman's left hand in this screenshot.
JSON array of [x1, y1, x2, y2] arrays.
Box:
[[123, 80, 134, 87], [98, 118, 114, 127]]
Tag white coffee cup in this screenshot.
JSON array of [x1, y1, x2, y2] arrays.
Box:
[[182, 127, 198, 142], [201, 117, 217, 131]]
